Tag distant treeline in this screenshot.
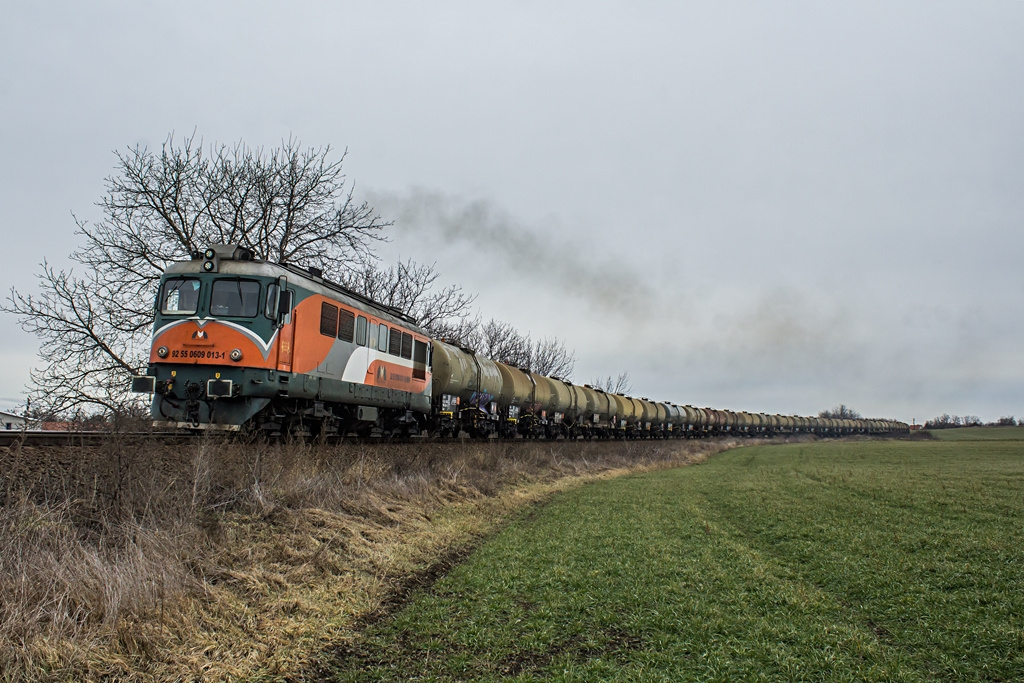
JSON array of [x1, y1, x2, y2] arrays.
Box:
[[925, 414, 1017, 429]]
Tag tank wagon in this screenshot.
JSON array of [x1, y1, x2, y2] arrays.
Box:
[[131, 247, 910, 438]]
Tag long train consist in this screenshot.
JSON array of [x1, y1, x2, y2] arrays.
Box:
[[131, 245, 909, 438]]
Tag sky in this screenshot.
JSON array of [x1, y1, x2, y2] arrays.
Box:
[[1, 1, 1022, 424]]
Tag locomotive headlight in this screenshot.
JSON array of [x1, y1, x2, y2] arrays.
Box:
[[157, 346, 169, 358], [203, 260, 215, 272], [229, 348, 243, 361], [204, 248, 216, 259]]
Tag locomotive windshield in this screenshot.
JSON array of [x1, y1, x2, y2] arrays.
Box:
[[159, 278, 201, 314], [211, 279, 261, 317]]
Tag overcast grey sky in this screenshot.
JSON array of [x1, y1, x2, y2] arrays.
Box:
[[1, 1, 1022, 423]]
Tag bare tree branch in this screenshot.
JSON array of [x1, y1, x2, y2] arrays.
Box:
[[339, 258, 476, 334], [2, 133, 429, 417], [592, 372, 632, 394], [454, 318, 576, 380]]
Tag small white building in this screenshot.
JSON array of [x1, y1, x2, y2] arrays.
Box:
[[0, 410, 28, 430]]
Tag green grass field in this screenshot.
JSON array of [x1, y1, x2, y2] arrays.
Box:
[[924, 425, 1024, 441], [324, 438, 1024, 681]]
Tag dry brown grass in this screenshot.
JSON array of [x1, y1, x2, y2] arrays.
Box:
[[0, 434, 733, 681]]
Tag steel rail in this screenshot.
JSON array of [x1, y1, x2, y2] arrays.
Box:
[[0, 430, 188, 448]]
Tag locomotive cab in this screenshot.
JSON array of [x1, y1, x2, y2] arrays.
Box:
[[132, 253, 296, 429], [132, 245, 433, 434]]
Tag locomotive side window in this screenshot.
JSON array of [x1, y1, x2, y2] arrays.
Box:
[[400, 332, 413, 360], [265, 283, 278, 318], [377, 325, 389, 352], [211, 279, 260, 317], [320, 302, 338, 337], [160, 278, 201, 314], [413, 339, 427, 380], [355, 316, 367, 346], [338, 309, 355, 343], [389, 328, 403, 356]]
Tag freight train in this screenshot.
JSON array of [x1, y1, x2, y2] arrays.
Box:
[[131, 245, 909, 438]]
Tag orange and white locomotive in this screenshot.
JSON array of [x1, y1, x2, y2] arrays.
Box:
[[133, 245, 431, 435]]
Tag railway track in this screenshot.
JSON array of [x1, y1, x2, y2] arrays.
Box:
[[0, 429, 189, 448], [0, 428, 449, 449], [1, 427, 884, 450]]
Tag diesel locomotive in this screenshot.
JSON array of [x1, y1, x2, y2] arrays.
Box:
[[131, 245, 909, 438]]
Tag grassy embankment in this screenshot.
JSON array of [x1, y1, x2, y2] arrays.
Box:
[[0, 430, 729, 682], [923, 425, 1024, 441], [326, 437, 1024, 681]]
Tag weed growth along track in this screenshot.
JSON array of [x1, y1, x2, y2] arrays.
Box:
[[0, 433, 726, 681]]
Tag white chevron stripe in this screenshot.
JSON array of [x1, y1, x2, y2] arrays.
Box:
[[153, 317, 279, 360]]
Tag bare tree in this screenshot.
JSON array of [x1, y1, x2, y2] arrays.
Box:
[[926, 413, 958, 429], [429, 314, 483, 349], [432, 317, 575, 379], [7, 264, 150, 414], [339, 257, 475, 337], [477, 320, 575, 379], [592, 372, 632, 394], [924, 413, 983, 429], [818, 404, 863, 420], [478, 319, 533, 368], [530, 336, 575, 379], [4, 133, 470, 415], [72, 134, 389, 289]]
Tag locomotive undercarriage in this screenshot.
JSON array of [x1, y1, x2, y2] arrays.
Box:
[[249, 399, 426, 439], [427, 400, 690, 441], [155, 390, 429, 439], [144, 364, 432, 438]]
